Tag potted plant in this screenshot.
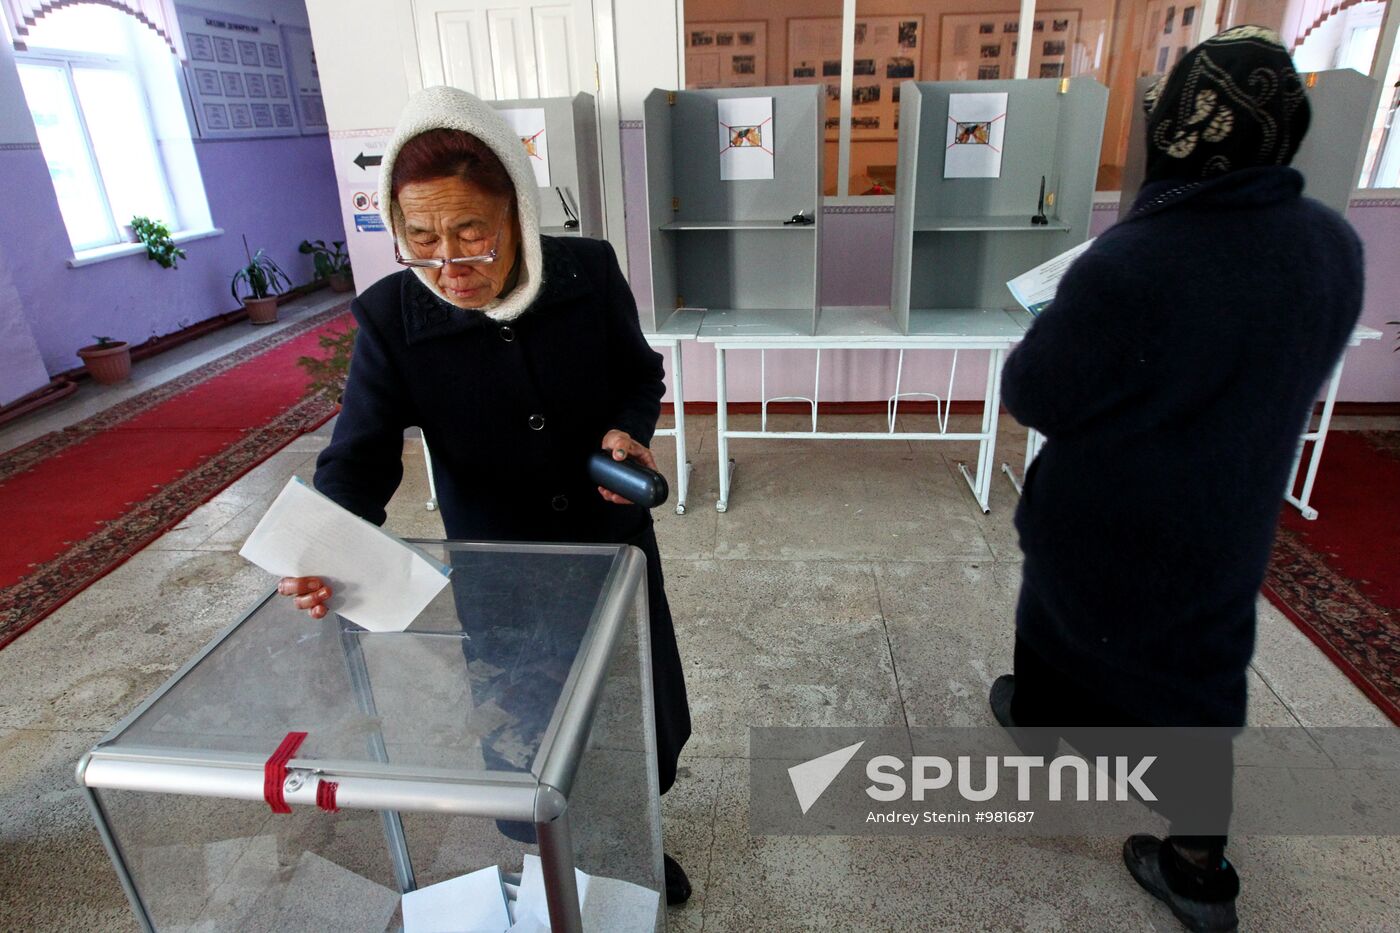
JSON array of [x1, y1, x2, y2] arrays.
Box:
[[130, 216, 186, 269], [232, 236, 292, 324], [76, 335, 131, 384], [299, 238, 353, 292]]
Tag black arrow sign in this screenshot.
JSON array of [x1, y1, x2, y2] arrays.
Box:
[[353, 152, 382, 170]]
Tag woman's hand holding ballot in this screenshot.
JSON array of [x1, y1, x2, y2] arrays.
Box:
[[278, 576, 332, 619]]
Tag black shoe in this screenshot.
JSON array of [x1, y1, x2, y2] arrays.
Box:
[[664, 853, 692, 906], [989, 674, 1017, 727], [1123, 835, 1239, 932]]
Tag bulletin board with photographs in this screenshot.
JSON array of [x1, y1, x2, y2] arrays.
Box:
[[178, 6, 300, 139], [937, 10, 1081, 83], [788, 16, 924, 141], [686, 22, 768, 89], [1138, 1, 1199, 77]]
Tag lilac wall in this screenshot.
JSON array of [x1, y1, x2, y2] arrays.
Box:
[[4, 136, 344, 376], [621, 125, 1399, 404]]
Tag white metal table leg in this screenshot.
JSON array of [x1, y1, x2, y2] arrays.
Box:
[[1002, 427, 1042, 496], [715, 346, 733, 512], [1284, 356, 1346, 521], [957, 348, 1003, 513], [670, 342, 691, 515], [422, 434, 439, 511]]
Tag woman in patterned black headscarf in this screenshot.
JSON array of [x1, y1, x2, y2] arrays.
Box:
[[990, 27, 1363, 933]]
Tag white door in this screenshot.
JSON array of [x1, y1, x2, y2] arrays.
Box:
[[411, 0, 627, 268]]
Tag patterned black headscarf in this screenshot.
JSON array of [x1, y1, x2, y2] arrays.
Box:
[[1142, 26, 1311, 185]]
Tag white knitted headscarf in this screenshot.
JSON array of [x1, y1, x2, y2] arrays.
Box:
[[379, 86, 543, 322]]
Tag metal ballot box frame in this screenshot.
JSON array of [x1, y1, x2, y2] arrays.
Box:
[[77, 541, 665, 933]]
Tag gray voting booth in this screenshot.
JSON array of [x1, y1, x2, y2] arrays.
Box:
[[490, 94, 605, 239], [78, 542, 665, 933], [641, 86, 824, 338], [893, 78, 1108, 336]]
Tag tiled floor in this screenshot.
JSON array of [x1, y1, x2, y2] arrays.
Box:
[[1, 321, 1396, 931]]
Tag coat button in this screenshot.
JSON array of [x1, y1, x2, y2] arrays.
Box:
[[551, 494, 569, 511], [528, 413, 546, 431], [499, 325, 515, 342]]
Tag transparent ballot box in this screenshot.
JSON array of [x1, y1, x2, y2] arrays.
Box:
[[77, 542, 664, 933]]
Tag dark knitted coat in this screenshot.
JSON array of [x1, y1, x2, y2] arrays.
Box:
[[1003, 166, 1364, 727], [314, 235, 691, 788]]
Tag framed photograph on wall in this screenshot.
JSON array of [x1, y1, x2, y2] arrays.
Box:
[[788, 15, 923, 141], [687, 21, 768, 89], [939, 9, 1080, 83]]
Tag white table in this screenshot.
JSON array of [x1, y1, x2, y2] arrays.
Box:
[[1001, 324, 1385, 521], [698, 307, 1032, 513], [645, 310, 703, 515]]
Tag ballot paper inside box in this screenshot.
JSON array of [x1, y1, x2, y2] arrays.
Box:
[[78, 540, 665, 933]]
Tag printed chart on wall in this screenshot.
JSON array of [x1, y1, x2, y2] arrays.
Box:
[[938, 11, 1081, 81], [281, 25, 327, 134], [717, 97, 774, 180], [178, 6, 299, 139], [498, 109, 551, 187], [686, 22, 767, 89], [788, 16, 922, 141]]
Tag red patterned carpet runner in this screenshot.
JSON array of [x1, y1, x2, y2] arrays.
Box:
[[0, 305, 352, 650], [1264, 431, 1400, 725]]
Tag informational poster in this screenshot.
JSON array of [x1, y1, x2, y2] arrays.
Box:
[[1140, 1, 1199, 76], [945, 92, 1008, 178], [281, 25, 327, 134], [788, 16, 922, 141], [330, 127, 397, 289], [717, 97, 774, 181], [180, 6, 299, 139], [938, 11, 1081, 82], [686, 21, 767, 89], [498, 108, 551, 187]]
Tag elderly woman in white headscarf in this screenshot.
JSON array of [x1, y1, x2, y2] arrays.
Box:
[[277, 86, 693, 903]]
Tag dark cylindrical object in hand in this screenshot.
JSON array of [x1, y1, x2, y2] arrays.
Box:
[[588, 451, 669, 509]]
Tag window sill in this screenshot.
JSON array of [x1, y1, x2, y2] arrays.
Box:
[[66, 227, 224, 269]]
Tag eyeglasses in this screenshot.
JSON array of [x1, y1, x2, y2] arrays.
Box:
[[393, 217, 505, 269]]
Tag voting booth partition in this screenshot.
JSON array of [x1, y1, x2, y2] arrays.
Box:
[[78, 543, 665, 933], [490, 94, 606, 240]]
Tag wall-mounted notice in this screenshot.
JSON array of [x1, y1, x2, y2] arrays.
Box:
[[938, 10, 1082, 82], [686, 21, 768, 89], [717, 96, 774, 181], [498, 108, 551, 187], [788, 15, 922, 141], [281, 25, 327, 135], [945, 92, 1008, 178], [179, 6, 298, 140]]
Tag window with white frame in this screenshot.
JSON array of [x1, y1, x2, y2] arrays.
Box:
[[16, 5, 211, 253]]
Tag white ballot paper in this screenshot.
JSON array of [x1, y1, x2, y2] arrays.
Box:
[[239, 476, 451, 632], [944, 92, 1009, 179], [717, 96, 774, 181], [499, 108, 551, 188], [1006, 238, 1096, 316], [403, 865, 512, 933]]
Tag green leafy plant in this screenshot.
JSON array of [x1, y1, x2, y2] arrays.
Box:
[[298, 324, 359, 401], [130, 216, 186, 269], [298, 239, 351, 279], [231, 235, 292, 301], [92, 335, 122, 348]]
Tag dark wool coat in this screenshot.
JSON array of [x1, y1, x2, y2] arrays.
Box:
[[314, 235, 691, 788], [1003, 166, 1364, 727]]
